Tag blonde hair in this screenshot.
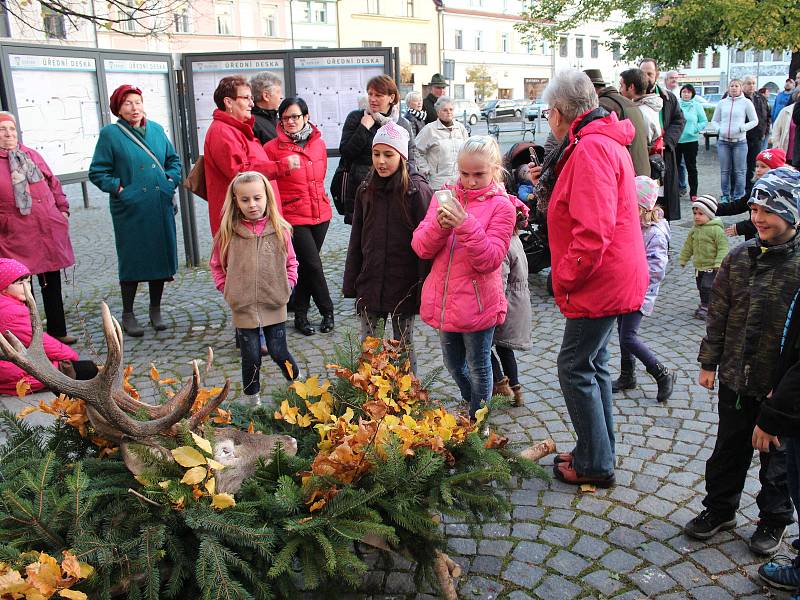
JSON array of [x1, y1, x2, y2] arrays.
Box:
[[214, 171, 292, 270], [640, 204, 664, 227], [457, 136, 505, 183]]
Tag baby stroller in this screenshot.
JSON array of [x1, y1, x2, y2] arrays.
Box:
[[503, 142, 551, 275]]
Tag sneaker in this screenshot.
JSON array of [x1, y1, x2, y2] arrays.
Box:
[[750, 522, 787, 556], [793, 538, 800, 553], [683, 509, 737, 540], [693, 305, 708, 320], [758, 554, 800, 590]]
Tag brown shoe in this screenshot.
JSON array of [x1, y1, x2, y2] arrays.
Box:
[[54, 334, 78, 345], [511, 384, 524, 407], [492, 376, 513, 398]]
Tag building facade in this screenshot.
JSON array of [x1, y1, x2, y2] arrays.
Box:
[[551, 19, 626, 88]]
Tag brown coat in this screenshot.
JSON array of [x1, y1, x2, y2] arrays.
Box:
[[223, 222, 291, 329], [597, 86, 651, 178]]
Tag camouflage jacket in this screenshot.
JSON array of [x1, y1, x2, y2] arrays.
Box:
[[698, 232, 800, 397]]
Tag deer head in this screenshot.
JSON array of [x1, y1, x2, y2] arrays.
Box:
[[0, 288, 295, 492]]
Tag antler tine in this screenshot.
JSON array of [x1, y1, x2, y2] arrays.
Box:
[[187, 379, 231, 430]]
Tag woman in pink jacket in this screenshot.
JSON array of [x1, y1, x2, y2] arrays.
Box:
[[412, 136, 515, 419], [0, 258, 97, 395]]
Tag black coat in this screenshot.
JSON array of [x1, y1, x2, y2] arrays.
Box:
[[657, 85, 686, 221], [422, 93, 439, 124], [793, 102, 800, 167], [715, 195, 756, 240], [404, 110, 426, 138], [252, 106, 278, 145], [342, 168, 432, 314], [747, 92, 771, 142]]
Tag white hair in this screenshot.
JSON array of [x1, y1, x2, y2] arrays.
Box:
[[405, 91, 422, 103], [542, 70, 598, 123], [249, 72, 281, 99], [434, 96, 454, 111], [742, 74, 757, 84]]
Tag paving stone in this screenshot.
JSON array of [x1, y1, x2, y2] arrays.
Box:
[[571, 535, 609, 560], [629, 566, 677, 596], [607, 525, 647, 549], [460, 575, 504, 599], [607, 505, 647, 526], [448, 538, 477, 555], [600, 549, 643, 574], [665, 562, 711, 589], [538, 525, 576, 547], [716, 571, 760, 595], [385, 571, 417, 593], [501, 561, 544, 589], [689, 547, 736, 573], [546, 550, 589, 576], [534, 575, 582, 600], [582, 569, 625, 596], [688, 586, 734, 600], [506, 592, 535, 600], [470, 555, 504, 577], [572, 514, 612, 536], [511, 523, 541, 540], [512, 541, 550, 564], [478, 539, 514, 557]]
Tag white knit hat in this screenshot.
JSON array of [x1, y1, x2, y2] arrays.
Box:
[[692, 194, 718, 220], [372, 121, 409, 160]]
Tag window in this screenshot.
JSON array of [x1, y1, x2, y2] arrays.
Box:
[[745, 49, 754, 63], [405, 0, 414, 17], [42, 7, 66, 38], [559, 36, 568, 57], [366, 0, 379, 14], [119, 1, 137, 32], [612, 42, 621, 61], [590, 38, 598, 59], [216, 2, 232, 34], [455, 29, 462, 50], [453, 84, 465, 99], [262, 8, 276, 36], [362, 40, 381, 47], [173, 9, 191, 33], [475, 31, 482, 51], [735, 49, 745, 62], [762, 50, 771, 62], [541, 40, 550, 55], [501, 33, 509, 53], [711, 51, 719, 67], [575, 37, 583, 59], [410, 43, 427, 65], [697, 52, 706, 68], [774, 50, 783, 62], [316, 3, 327, 22]]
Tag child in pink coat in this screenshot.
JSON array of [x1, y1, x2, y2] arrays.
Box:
[[412, 136, 516, 418]]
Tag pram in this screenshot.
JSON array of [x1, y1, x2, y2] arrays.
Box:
[[503, 142, 551, 275]]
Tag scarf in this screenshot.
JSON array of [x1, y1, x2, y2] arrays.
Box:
[[406, 107, 426, 122], [368, 103, 400, 127], [532, 106, 608, 216], [2, 146, 43, 216], [285, 122, 313, 144]]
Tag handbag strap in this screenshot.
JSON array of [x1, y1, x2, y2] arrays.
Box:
[[115, 122, 165, 174]]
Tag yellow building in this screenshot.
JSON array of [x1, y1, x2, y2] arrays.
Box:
[[336, 0, 442, 96]]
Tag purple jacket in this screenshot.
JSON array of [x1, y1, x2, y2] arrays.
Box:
[[641, 220, 670, 316], [0, 144, 74, 274]]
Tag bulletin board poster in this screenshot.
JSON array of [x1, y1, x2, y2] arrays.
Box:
[[294, 55, 386, 149], [104, 59, 174, 143], [190, 58, 285, 152], [9, 53, 101, 176]]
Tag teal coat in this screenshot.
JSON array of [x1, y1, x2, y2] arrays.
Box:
[[89, 119, 182, 282], [678, 99, 708, 144]]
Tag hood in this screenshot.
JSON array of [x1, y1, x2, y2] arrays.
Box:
[[636, 93, 664, 112], [447, 179, 507, 204], [212, 108, 256, 140], [699, 217, 724, 229], [679, 98, 698, 110], [571, 110, 635, 147]]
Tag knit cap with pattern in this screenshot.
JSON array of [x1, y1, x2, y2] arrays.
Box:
[[692, 194, 718, 220]]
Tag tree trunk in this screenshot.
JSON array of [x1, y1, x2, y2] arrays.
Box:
[[790, 51, 800, 80]]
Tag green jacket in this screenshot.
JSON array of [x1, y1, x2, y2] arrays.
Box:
[[698, 233, 800, 396], [679, 218, 728, 270]]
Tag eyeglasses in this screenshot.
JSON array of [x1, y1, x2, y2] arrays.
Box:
[[281, 114, 304, 123], [235, 95, 254, 102], [542, 109, 552, 119]]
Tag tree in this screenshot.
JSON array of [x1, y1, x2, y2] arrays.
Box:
[[515, 0, 800, 74], [466, 64, 495, 101]]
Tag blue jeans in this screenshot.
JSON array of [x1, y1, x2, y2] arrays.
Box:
[[558, 316, 617, 477], [238, 323, 298, 394], [678, 156, 688, 191], [440, 328, 495, 417], [718, 139, 748, 199]]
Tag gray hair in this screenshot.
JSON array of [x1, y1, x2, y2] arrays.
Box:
[[542, 70, 598, 123], [0, 111, 17, 124], [405, 91, 422, 104], [742, 74, 757, 84], [250, 72, 281, 100], [434, 96, 453, 111]]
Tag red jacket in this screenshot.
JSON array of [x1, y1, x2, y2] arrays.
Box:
[[0, 293, 77, 395], [264, 125, 332, 226], [547, 111, 649, 319], [203, 109, 287, 235]]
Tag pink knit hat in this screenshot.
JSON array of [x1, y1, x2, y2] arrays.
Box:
[[372, 121, 409, 160], [635, 176, 659, 210], [0, 258, 31, 291]]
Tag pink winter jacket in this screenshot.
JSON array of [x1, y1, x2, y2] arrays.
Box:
[[412, 181, 516, 332], [547, 111, 649, 319], [0, 293, 77, 395]]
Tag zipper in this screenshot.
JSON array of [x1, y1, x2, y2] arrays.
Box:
[[439, 196, 467, 327], [743, 364, 751, 389], [725, 97, 735, 139], [254, 233, 262, 327], [472, 280, 484, 313]]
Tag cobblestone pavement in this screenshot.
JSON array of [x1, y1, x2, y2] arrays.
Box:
[[24, 131, 800, 598]]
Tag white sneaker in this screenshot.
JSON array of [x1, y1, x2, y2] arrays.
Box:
[[242, 393, 261, 406]]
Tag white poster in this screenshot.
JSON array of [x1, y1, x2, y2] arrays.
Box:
[[293, 55, 385, 149], [9, 54, 101, 176], [104, 59, 174, 143], [190, 58, 285, 152]]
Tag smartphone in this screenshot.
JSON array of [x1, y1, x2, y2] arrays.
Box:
[[435, 189, 454, 208], [529, 146, 540, 167]]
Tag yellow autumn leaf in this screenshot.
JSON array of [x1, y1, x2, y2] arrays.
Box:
[[158, 481, 170, 489], [402, 414, 417, 429], [341, 407, 355, 424], [60, 551, 82, 579], [15, 379, 31, 399], [306, 399, 331, 423], [206, 458, 226, 471], [59, 589, 88, 599], [17, 406, 38, 418], [211, 493, 236, 510], [296, 413, 312, 428], [308, 498, 326, 512], [399, 374, 412, 392], [171, 446, 207, 468], [284, 360, 294, 380], [26, 552, 60, 596], [205, 477, 216, 495], [0, 569, 27, 594], [474, 405, 489, 425], [383, 414, 400, 428], [180, 466, 208, 485], [149, 364, 160, 381], [190, 432, 213, 455], [290, 380, 309, 399]]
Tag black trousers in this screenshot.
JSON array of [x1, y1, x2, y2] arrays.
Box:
[[675, 141, 699, 198], [745, 136, 762, 196], [292, 221, 333, 315], [696, 269, 717, 308], [29, 271, 67, 337], [72, 360, 99, 380], [703, 383, 795, 526]]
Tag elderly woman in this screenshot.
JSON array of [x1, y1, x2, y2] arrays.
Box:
[[533, 70, 648, 487], [414, 96, 470, 190], [403, 91, 426, 137], [89, 85, 182, 337], [339, 74, 415, 223], [0, 111, 76, 344], [203, 75, 299, 236], [265, 97, 334, 336]]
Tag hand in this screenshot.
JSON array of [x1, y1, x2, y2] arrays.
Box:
[[360, 113, 375, 129], [440, 199, 467, 228], [699, 368, 716, 390], [287, 155, 301, 170], [725, 224, 737, 237], [60, 211, 69, 219], [436, 207, 453, 229], [752, 425, 780, 452], [528, 165, 542, 184]]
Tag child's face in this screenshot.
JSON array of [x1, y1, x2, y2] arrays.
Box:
[[692, 207, 710, 225], [751, 203, 794, 243], [2, 276, 30, 302], [518, 165, 532, 183], [458, 154, 494, 190], [754, 161, 770, 180], [234, 180, 268, 221], [372, 144, 402, 177]]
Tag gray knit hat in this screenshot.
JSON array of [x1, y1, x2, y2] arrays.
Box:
[[692, 194, 718, 220], [748, 167, 800, 226]]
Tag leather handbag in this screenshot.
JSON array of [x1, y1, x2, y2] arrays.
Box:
[[183, 156, 207, 201]]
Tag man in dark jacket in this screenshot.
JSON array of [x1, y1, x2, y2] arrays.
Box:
[[584, 69, 650, 177], [422, 74, 447, 124], [639, 59, 686, 221], [250, 72, 282, 144], [744, 75, 772, 191]]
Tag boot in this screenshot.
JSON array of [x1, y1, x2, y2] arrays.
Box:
[[492, 376, 513, 398], [320, 312, 335, 334], [294, 313, 315, 336], [149, 305, 167, 331], [612, 360, 636, 393], [511, 384, 524, 407], [242, 393, 261, 407], [121, 312, 144, 337], [647, 362, 675, 403]]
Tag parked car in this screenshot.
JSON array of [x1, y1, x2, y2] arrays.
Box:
[[453, 99, 480, 125], [525, 99, 548, 121], [481, 99, 525, 120]]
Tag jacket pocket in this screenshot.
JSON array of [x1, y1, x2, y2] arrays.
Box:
[[472, 279, 484, 313]]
